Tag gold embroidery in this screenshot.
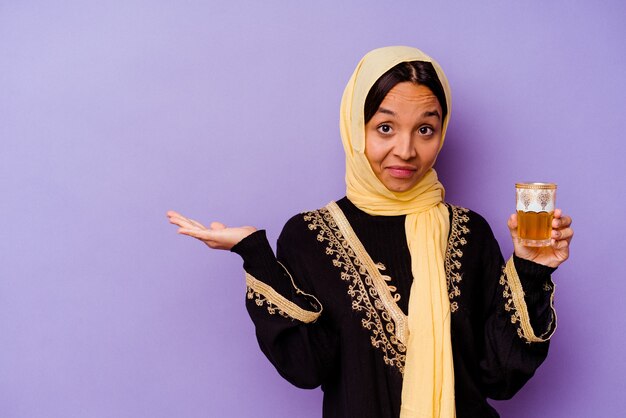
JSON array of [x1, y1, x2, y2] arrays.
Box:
[[444, 205, 470, 313], [245, 263, 322, 324], [499, 257, 557, 342], [326, 202, 408, 344], [304, 204, 407, 373]]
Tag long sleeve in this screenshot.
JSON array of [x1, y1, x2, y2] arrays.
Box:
[[231, 225, 339, 389], [476, 217, 557, 400]]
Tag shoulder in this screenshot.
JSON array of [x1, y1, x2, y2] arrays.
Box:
[[446, 203, 495, 240], [278, 203, 333, 244], [445, 204, 504, 274]]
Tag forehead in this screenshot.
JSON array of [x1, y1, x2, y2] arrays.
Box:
[[380, 82, 441, 109]]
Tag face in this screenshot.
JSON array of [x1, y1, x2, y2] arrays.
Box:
[[364, 82, 443, 193]]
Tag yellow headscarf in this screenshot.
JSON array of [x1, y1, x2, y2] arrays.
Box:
[[340, 46, 455, 418]]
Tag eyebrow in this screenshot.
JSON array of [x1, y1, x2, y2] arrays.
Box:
[[422, 110, 441, 119], [377, 107, 396, 116], [376, 107, 441, 119]]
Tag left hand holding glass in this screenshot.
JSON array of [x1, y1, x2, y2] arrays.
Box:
[[507, 208, 574, 268]]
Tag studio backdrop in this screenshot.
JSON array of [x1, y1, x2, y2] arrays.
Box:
[[1, 1, 625, 417]]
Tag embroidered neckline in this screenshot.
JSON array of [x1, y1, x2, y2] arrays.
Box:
[[303, 201, 471, 374], [304, 205, 408, 372], [326, 201, 408, 345]]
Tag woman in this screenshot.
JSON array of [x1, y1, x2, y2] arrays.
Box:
[[167, 46, 573, 418]]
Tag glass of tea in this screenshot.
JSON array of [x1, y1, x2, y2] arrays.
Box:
[[515, 183, 557, 247]]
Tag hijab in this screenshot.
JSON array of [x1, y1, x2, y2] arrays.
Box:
[[340, 46, 455, 418]]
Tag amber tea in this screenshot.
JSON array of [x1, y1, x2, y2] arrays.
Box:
[[515, 183, 557, 247]]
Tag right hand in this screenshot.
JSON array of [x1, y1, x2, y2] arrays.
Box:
[[167, 210, 257, 251]]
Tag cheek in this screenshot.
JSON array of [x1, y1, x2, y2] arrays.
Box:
[[364, 135, 379, 165], [364, 140, 386, 170], [425, 140, 442, 162]]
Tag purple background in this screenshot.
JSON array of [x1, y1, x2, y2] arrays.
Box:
[[1, 1, 625, 417]]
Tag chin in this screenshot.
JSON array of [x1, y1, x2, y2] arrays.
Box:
[[384, 182, 416, 193], [381, 176, 425, 193]]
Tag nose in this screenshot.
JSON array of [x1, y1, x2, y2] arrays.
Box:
[[393, 132, 417, 160]]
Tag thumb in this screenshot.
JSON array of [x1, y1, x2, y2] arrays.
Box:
[[210, 221, 227, 230], [508, 213, 519, 238]]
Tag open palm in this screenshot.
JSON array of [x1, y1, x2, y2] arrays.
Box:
[[167, 210, 256, 251]]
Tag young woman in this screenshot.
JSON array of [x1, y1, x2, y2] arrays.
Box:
[[167, 46, 573, 418]]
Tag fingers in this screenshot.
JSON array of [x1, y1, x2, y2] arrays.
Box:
[[550, 235, 570, 258], [166, 210, 253, 251], [551, 209, 573, 246], [168, 213, 196, 229], [550, 209, 573, 261], [187, 218, 207, 229], [551, 225, 574, 241], [551, 235, 571, 250], [166, 210, 185, 222], [552, 212, 572, 230], [166, 210, 210, 230], [166, 210, 187, 221]]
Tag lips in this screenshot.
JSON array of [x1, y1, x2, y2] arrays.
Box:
[[386, 166, 417, 179]]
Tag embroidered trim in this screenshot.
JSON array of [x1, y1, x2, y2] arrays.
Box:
[[326, 202, 408, 345], [304, 203, 407, 373], [500, 257, 557, 342], [444, 205, 470, 313], [245, 263, 322, 323]]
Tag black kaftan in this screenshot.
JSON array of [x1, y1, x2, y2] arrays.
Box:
[[231, 197, 557, 418]]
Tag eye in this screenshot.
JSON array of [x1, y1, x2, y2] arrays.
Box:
[[377, 124, 393, 134], [418, 126, 434, 135]]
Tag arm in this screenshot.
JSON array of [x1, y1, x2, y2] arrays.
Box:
[[166, 210, 338, 389], [479, 245, 557, 399], [478, 208, 572, 399], [232, 226, 338, 389]]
